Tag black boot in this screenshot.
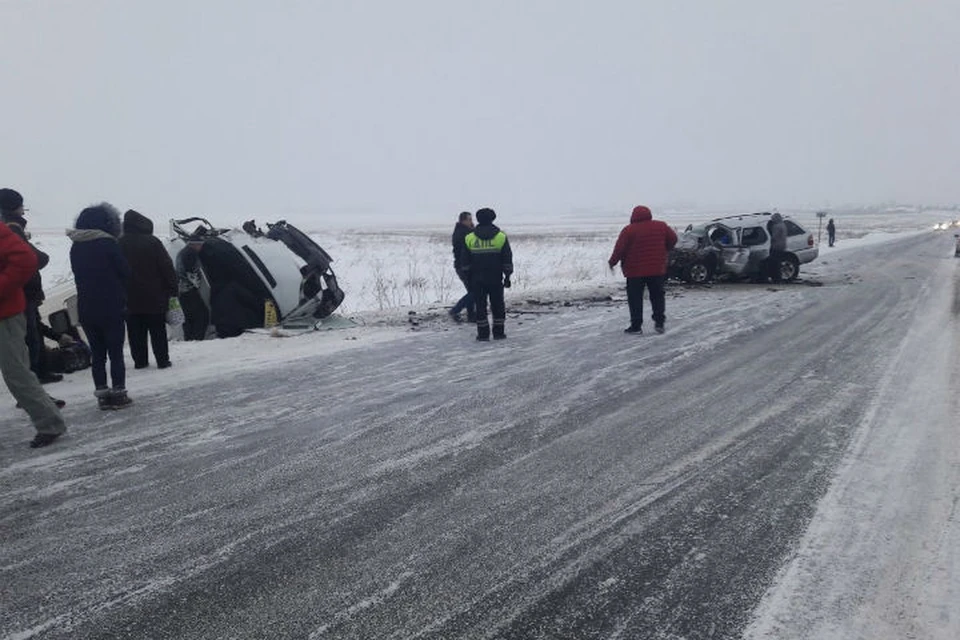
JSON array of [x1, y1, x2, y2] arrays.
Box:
[[95, 386, 111, 410], [476, 324, 491, 342], [492, 321, 506, 340], [109, 388, 134, 410]]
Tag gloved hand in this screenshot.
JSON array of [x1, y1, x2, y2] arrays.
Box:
[[503, 275, 511, 288]]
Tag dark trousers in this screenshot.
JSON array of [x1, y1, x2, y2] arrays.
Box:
[[450, 275, 475, 319], [83, 316, 126, 390], [24, 303, 44, 377], [828, 232, 835, 247], [180, 290, 209, 341], [473, 280, 506, 338], [127, 313, 169, 366], [626, 276, 666, 327], [766, 250, 786, 283]]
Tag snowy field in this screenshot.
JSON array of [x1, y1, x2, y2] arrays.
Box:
[[3, 205, 960, 639], [29, 206, 960, 317]]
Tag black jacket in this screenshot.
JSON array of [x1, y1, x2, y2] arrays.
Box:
[[68, 204, 130, 325], [462, 223, 513, 285], [2, 214, 47, 306], [452, 222, 471, 271], [118, 210, 178, 315]]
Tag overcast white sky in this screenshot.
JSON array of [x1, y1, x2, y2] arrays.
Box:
[[1, 0, 959, 227]]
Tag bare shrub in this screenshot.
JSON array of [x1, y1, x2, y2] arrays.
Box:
[[372, 261, 402, 310], [404, 260, 428, 306], [431, 265, 455, 303]]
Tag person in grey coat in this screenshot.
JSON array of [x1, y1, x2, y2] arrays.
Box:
[[766, 213, 788, 284]]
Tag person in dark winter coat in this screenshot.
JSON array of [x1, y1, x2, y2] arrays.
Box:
[[176, 244, 209, 340], [118, 209, 178, 368], [461, 207, 513, 341], [448, 211, 476, 323], [608, 205, 678, 334], [0, 188, 63, 384], [199, 236, 269, 338], [766, 212, 788, 284], [68, 203, 133, 409], [0, 220, 67, 447], [826, 218, 836, 247]]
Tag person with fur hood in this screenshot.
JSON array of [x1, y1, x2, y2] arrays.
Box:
[[67, 203, 133, 409], [608, 205, 678, 334], [118, 209, 178, 369], [0, 220, 68, 447]]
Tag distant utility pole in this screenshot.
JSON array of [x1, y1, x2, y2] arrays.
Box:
[[816, 211, 828, 245]]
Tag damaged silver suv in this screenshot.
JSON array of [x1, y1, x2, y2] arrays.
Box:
[[669, 212, 818, 283]]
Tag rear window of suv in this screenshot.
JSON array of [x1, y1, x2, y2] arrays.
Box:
[[741, 227, 768, 246], [784, 220, 806, 236]]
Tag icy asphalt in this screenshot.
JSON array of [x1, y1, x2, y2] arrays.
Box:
[[2, 233, 958, 640]]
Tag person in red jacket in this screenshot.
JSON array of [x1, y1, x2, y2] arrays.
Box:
[[608, 205, 678, 334], [0, 222, 68, 447]]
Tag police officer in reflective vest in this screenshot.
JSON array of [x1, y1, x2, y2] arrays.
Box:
[[461, 208, 513, 341]]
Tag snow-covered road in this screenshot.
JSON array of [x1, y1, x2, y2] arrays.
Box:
[[1, 232, 958, 639]]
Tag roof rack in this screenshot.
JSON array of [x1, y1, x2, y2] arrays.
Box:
[[709, 211, 774, 222]]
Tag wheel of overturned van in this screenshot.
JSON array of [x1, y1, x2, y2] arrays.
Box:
[[683, 262, 712, 284], [780, 254, 800, 282]]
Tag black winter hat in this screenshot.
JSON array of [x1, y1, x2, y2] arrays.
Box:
[[123, 209, 155, 235], [0, 188, 24, 213], [476, 208, 496, 224]]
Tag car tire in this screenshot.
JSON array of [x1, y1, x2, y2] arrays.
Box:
[[683, 262, 712, 284], [780, 254, 800, 282]]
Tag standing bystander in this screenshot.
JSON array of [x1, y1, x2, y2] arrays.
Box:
[[608, 205, 678, 334], [448, 211, 476, 323], [766, 213, 788, 284], [118, 209, 178, 369], [68, 203, 133, 409]]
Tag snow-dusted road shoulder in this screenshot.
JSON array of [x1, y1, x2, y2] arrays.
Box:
[[746, 242, 960, 639], [1, 232, 958, 639]]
